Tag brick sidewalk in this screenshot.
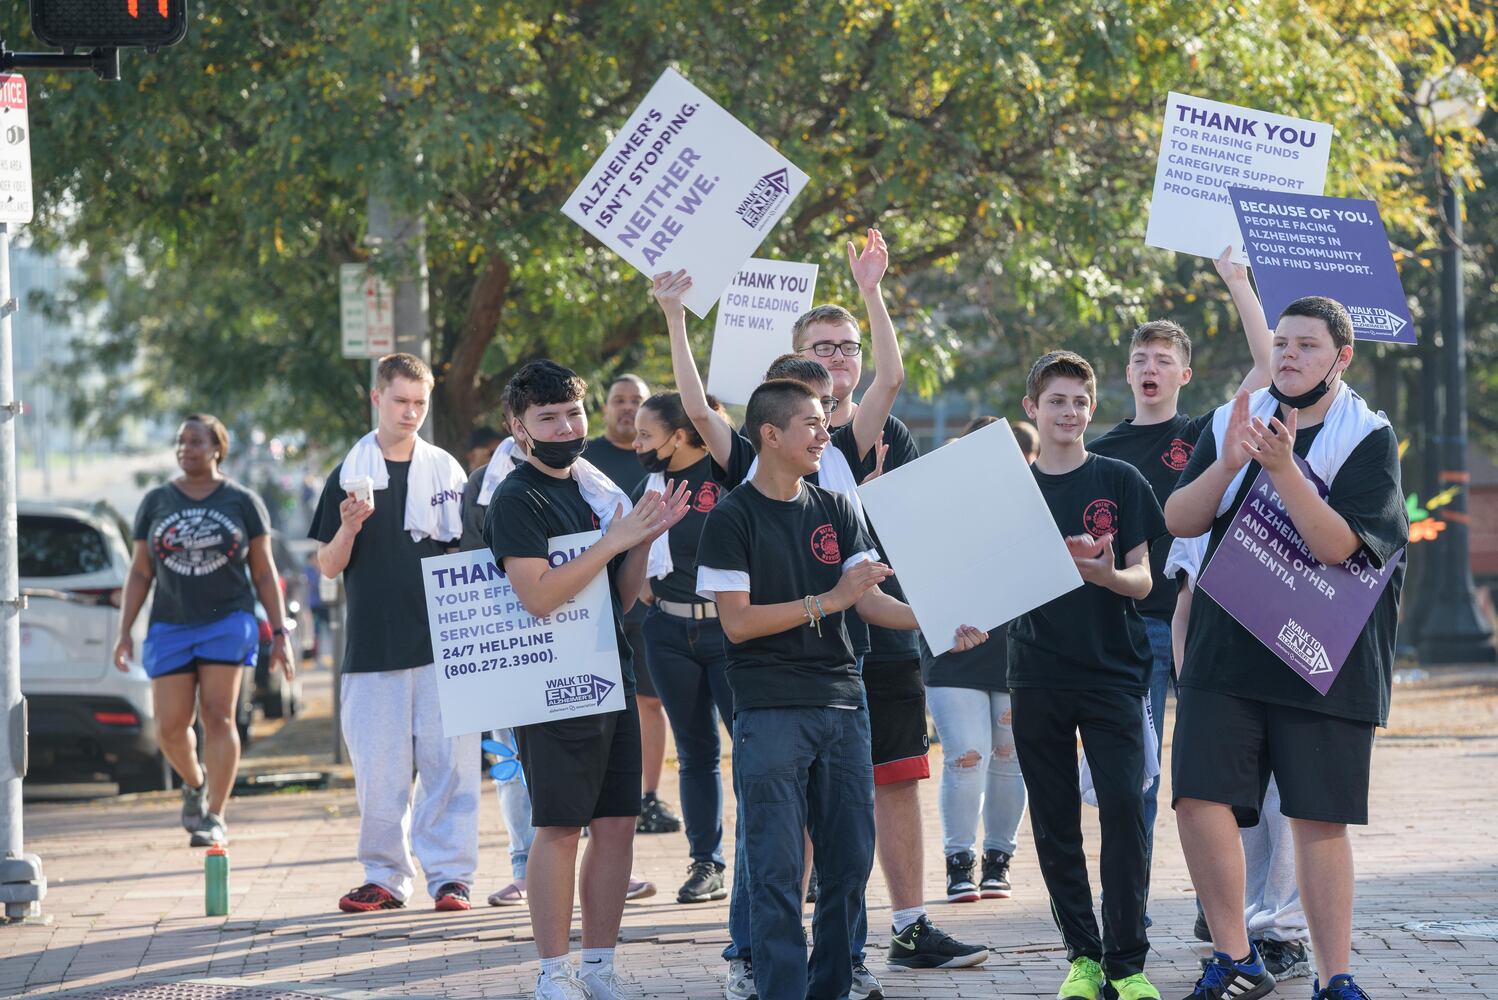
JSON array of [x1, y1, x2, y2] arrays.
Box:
[[3, 671, 1496, 999]]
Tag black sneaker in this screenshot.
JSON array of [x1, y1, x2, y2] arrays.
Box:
[[1183, 949, 1275, 1000], [1193, 910, 1212, 943], [945, 852, 980, 903], [636, 791, 682, 833], [1257, 938, 1311, 980], [1314, 973, 1372, 1000], [181, 782, 207, 832], [886, 914, 989, 969], [805, 868, 818, 903], [980, 849, 1012, 899], [677, 860, 727, 903]]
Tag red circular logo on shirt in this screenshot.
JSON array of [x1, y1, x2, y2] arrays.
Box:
[[1162, 438, 1193, 472], [1083, 499, 1119, 539], [693, 480, 721, 513], [811, 523, 841, 565]]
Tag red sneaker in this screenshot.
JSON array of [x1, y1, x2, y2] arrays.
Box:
[[434, 882, 472, 911], [338, 883, 404, 913]]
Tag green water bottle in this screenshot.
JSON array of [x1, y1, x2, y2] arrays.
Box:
[[205, 843, 230, 916]]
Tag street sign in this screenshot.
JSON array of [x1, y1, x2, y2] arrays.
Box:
[[0, 76, 33, 225], [339, 263, 395, 359]]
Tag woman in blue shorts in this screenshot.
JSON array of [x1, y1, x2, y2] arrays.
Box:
[[113, 414, 295, 846]]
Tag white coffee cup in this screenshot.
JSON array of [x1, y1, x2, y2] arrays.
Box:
[[346, 475, 374, 510]]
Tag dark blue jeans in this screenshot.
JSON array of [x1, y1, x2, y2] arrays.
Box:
[[641, 607, 734, 864], [1141, 614, 1174, 903], [734, 705, 876, 1000]]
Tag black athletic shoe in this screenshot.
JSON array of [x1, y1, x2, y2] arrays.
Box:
[[945, 852, 980, 903], [1257, 938, 1312, 980], [980, 849, 1012, 899], [636, 791, 682, 834], [886, 914, 989, 969], [677, 860, 727, 903], [1183, 949, 1275, 1000], [1192, 910, 1212, 942]]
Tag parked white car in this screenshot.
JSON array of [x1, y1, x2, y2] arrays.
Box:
[[17, 499, 251, 793]]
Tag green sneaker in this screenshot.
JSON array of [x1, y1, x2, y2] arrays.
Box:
[[1058, 957, 1105, 1000], [1108, 972, 1161, 1000]]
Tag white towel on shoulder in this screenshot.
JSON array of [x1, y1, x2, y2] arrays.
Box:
[[644, 471, 673, 580], [1080, 697, 1160, 807], [477, 441, 631, 533], [477, 437, 522, 506], [339, 432, 467, 543]]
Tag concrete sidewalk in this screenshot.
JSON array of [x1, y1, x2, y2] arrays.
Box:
[[2, 668, 1496, 999]]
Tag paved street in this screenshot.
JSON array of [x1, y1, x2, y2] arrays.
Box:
[[2, 666, 1495, 999]]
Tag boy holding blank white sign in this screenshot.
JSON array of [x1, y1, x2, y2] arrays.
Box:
[[1010, 351, 1167, 1000]]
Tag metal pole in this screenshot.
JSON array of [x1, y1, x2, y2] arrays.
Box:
[[1417, 183, 1496, 664], [0, 222, 46, 919]]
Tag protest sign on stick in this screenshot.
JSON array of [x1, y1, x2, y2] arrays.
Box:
[[422, 532, 624, 736], [1197, 457, 1401, 693], [1229, 187, 1415, 345], [705, 259, 819, 404], [1146, 92, 1333, 262], [562, 67, 809, 318], [856, 419, 1082, 655]]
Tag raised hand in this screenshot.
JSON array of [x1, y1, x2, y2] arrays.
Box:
[[652, 269, 692, 320], [1214, 244, 1250, 288], [950, 624, 989, 652], [860, 433, 890, 484], [847, 227, 888, 294], [825, 559, 894, 613], [1247, 408, 1298, 474]]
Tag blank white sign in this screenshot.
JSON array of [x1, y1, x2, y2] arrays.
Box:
[[856, 418, 1083, 655]]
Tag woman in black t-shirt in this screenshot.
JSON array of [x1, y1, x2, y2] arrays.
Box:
[[632, 391, 744, 905], [113, 414, 295, 848]]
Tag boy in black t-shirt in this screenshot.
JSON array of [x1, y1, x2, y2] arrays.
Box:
[[696, 379, 987, 1000], [1010, 351, 1166, 1000], [1088, 247, 1273, 886], [484, 361, 690, 1000], [1165, 298, 1406, 1000]]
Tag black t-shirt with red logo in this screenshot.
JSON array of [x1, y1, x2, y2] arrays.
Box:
[[484, 460, 634, 695], [695, 481, 877, 711], [630, 453, 744, 604], [1007, 453, 1166, 695], [1090, 412, 1213, 618]]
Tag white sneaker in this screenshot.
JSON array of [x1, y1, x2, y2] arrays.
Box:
[[535, 962, 589, 1000], [580, 966, 637, 1000], [724, 958, 757, 1000], [850, 961, 885, 1000]]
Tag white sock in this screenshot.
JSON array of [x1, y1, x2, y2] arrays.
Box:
[[581, 948, 615, 975], [892, 906, 927, 934], [538, 955, 571, 978]]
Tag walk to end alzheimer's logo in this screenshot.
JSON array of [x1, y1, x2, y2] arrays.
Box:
[[736, 168, 791, 230], [544, 673, 617, 710], [1276, 617, 1333, 677], [1347, 305, 1408, 341]]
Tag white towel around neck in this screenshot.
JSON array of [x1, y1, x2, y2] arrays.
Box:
[[1210, 382, 1390, 520], [477, 441, 630, 533], [339, 432, 467, 543]]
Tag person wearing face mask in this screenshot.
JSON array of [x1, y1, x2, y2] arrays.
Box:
[[1166, 297, 1407, 1000], [485, 360, 691, 1000], [115, 413, 295, 848], [630, 390, 744, 907]]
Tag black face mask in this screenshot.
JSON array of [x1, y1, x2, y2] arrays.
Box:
[[522, 427, 587, 470], [1269, 357, 1341, 410], [637, 444, 675, 475]]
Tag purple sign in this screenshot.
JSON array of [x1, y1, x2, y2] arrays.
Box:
[[1197, 455, 1401, 694], [1228, 187, 1415, 345]]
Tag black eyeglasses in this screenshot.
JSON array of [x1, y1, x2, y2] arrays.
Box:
[[820, 396, 840, 414], [804, 341, 862, 358]]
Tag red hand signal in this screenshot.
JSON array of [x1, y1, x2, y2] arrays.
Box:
[[127, 0, 171, 17]]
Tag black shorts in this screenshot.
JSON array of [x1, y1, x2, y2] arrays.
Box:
[[1171, 686, 1375, 826], [623, 621, 656, 699], [864, 658, 930, 784], [516, 696, 643, 828]]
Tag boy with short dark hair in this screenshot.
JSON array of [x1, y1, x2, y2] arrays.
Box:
[[1010, 350, 1166, 1000]]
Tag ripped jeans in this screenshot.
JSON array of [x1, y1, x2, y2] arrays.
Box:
[[927, 685, 1028, 857]]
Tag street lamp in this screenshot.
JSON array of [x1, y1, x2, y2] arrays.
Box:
[[1415, 69, 1495, 665]]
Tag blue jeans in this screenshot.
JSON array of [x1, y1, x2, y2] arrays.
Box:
[[1141, 615, 1173, 892], [734, 706, 876, 1000], [641, 607, 734, 864], [926, 686, 1027, 857]]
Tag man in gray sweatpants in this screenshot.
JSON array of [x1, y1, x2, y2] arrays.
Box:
[[311, 353, 479, 912]]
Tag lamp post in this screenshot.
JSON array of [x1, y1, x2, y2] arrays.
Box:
[[1415, 70, 1495, 665]]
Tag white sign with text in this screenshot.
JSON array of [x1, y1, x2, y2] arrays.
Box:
[[706, 259, 819, 404]]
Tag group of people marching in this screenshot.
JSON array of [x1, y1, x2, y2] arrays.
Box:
[[117, 229, 1404, 1000]]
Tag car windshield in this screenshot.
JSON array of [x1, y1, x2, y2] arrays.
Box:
[[19, 515, 112, 577]]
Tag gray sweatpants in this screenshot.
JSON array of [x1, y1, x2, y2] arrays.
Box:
[[1244, 778, 1309, 943], [341, 664, 480, 901]]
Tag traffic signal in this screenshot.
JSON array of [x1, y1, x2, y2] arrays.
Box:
[[30, 0, 188, 51]]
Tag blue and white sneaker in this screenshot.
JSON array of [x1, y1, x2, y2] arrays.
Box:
[[1314, 974, 1372, 1000], [1182, 947, 1275, 1000]]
